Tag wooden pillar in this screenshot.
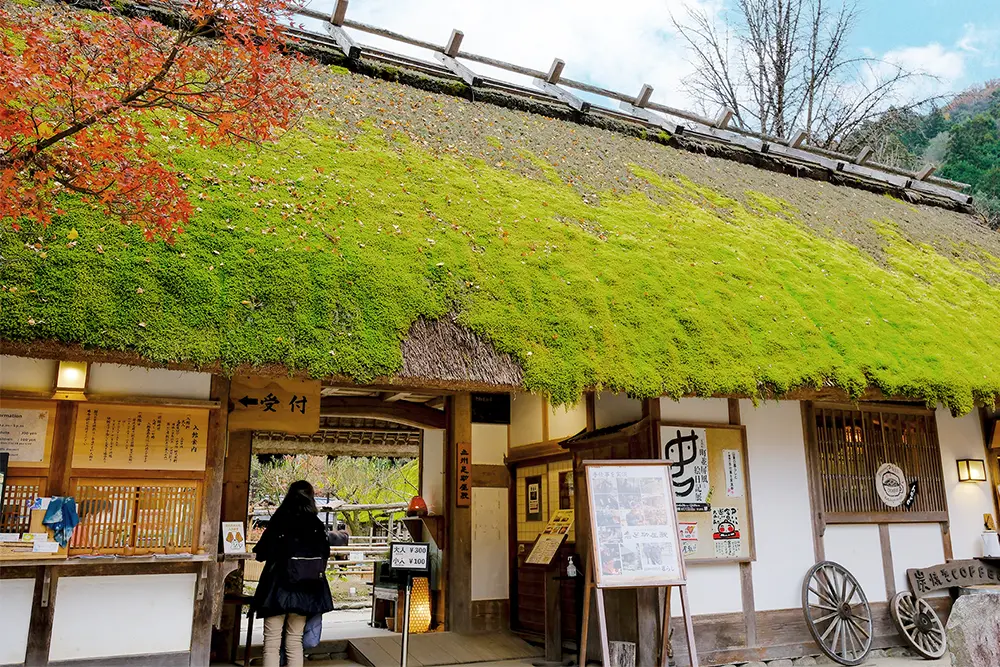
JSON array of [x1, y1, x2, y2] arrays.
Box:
[[635, 399, 661, 667], [213, 429, 253, 658], [729, 398, 758, 649], [190, 376, 231, 667], [24, 401, 76, 666], [446, 393, 473, 633]]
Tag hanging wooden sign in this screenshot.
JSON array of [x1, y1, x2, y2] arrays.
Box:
[[72, 404, 210, 471], [0, 399, 56, 467], [456, 442, 472, 507], [229, 376, 321, 434]]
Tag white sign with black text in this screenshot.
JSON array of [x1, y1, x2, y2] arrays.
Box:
[[390, 542, 430, 573]]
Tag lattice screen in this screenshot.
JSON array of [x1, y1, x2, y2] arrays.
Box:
[[70, 479, 202, 554], [0, 477, 47, 533], [812, 405, 947, 518]]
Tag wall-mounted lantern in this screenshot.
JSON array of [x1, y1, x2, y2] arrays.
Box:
[[55, 360, 88, 394], [957, 458, 987, 483]]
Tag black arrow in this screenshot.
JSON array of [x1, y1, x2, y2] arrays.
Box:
[[239, 396, 259, 407]]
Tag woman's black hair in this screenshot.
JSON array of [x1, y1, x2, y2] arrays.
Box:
[[275, 479, 318, 518]]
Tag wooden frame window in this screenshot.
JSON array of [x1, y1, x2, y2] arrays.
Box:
[[807, 403, 948, 523]]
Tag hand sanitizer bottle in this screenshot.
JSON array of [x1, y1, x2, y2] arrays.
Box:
[[566, 555, 577, 578]]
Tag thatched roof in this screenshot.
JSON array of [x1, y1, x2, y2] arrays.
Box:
[[2, 6, 999, 412]]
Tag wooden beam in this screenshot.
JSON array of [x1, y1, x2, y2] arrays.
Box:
[[445, 29, 464, 57], [801, 401, 826, 562], [24, 567, 58, 666], [878, 523, 896, 600], [320, 396, 446, 429], [788, 130, 808, 148], [446, 393, 473, 633], [504, 439, 567, 464], [714, 107, 734, 129], [382, 391, 411, 402], [331, 0, 349, 26], [434, 52, 482, 87], [471, 463, 510, 488], [324, 20, 360, 60], [533, 77, 590, 112], [916, 164, 937, 181], [728, 397, 757, 648], [634, 84, 653, 108], [547, 58, 565, 84], [190, 376, 230, 667], [855, 146, 873, 165]]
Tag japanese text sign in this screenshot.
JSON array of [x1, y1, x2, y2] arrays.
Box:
[[456, 441, 472, 507], [390, 542, 431, 574], [72, 404, 210, 471], [229, 377, 320, 434], [907, 559, 1000, 598]]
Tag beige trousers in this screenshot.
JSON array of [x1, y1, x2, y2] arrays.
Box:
[[262, 613, 307, 667]]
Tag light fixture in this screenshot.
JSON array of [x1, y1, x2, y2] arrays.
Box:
[[957, 458, 987, 483], [55, 360, 89, 393]]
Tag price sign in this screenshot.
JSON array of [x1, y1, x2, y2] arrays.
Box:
[[390, 542, 431, 575]]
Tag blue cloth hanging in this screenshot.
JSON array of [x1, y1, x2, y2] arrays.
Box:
[[42, 497, 80, 548]]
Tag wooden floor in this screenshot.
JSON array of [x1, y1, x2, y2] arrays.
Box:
[[348, 632, 542, 667]]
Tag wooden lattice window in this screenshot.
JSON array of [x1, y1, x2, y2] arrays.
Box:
[[0, 476, 47, 532], [808, 404, 948, 522], [70, 479, 202, 554]]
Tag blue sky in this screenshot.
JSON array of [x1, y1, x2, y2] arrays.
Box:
[[850, 0, 999, 93], [299, 0, 1000, 110]]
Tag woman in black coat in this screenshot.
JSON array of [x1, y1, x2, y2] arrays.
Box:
[[252, 480, 334, 667]]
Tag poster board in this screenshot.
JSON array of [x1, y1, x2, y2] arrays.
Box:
[[222, 521, 246, 554], [72, 404, 210, 470], [0, 399, 56, 467], [660, 423, 754, 562], [584, 461, 685, 588], [525, 509, 574, 566]]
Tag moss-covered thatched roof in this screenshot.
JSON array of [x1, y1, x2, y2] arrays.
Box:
[[3, 56, 1000, 413]]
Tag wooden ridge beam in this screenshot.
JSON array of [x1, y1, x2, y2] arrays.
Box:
[[320, 396, 446, 429], [533, 58, 590, 113], [326, 0, 360, 60]]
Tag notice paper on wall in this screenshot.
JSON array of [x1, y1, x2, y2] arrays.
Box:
[[723, 449, 744, 498]]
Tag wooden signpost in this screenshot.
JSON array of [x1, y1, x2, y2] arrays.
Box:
[[525, 509, 575, 665], [229, 376, 321, 434], [580, 460, 698, 667]]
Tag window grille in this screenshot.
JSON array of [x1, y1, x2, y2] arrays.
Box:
[[0, 477, 46, 533], [810, 404, 947, 521]]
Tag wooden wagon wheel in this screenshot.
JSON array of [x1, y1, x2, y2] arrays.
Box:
[[801, 561, 873, 665], [890, 591, 947, 659]]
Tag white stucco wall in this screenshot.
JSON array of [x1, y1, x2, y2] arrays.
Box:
[[889, 523, 946, 595], [49, 574, 196, 661], [0, 355, 58, 392], [741, 399, 817, 611], [421, 429, 445, 516], [0, 578, 35, 665], [823, 524, 888, 602], [472, 423, 507, 465], [87, 363, 211, 399], [510, 393, 544, 447], [548, 400, 587, 441], [936, 407, 994, 559], [659, 397, 730, 423], [594, 392, 642, 429], [472, 487, 510, 600]]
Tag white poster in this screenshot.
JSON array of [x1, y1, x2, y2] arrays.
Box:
[[0, 406, 50, 462], [588, 464, 684, 587], [662, 426, 709, 511], [723, 449, 744, 498], [221, 522, 246, 554]]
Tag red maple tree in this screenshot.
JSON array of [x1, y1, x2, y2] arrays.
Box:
[[0, 0, 308, 240]]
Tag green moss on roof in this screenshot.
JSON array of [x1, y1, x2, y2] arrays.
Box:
[[3, 85, 1000, 414]]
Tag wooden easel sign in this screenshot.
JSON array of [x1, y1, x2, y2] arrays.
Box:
[[580, 461, 698, 667]]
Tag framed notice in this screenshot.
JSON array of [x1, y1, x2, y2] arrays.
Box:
[[222, 521, 246, 554], [584, 461, 685, 588], [72, 404, 210, 471], [525, 509, 575, 566], [390, 542, 431, 575], [0, 399, 56, 467], [660, 423, 754, 562], [525, 474, 543, 521]]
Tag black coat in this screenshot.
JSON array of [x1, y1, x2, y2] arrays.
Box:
[[251, 511, 335, 618]]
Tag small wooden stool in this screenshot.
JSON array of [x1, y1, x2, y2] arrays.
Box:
[[223, 593, 255, 667]]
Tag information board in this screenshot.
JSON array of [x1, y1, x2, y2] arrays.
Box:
[[660, 423, 753, 562], [525, 509, 575, 565], [585, 462, 685, 588], [390, 542, 431, 574], [0, 399, 56, 466], [229, 376, 320, 434], [72, 404, 210, 470]]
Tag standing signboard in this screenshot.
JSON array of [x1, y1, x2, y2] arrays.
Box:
[[389, 542, 431, 667], [581, 461, 698, 667]]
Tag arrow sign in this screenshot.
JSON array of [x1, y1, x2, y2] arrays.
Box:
[[238, 396, 259, 407]]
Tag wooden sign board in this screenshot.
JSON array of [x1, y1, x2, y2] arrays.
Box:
[[229, 377, 320, 434], [585, 461, 685, 588], [660, 423, 754, 562], [907, 559, 1000, 598], [0, 399, 56, 467], [525, 509, 574, 566], [456, 442, 472, 507], [72, 404, 210, 470]]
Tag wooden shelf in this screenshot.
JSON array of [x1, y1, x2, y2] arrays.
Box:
[[0, 553, 213, 568], [403, 515, 444, 545], [0, 389, 221, 410]]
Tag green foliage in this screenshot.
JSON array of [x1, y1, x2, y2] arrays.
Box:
[[2, 114, 999, 413]]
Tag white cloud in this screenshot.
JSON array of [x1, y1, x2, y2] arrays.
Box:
[[294, 0, 716, 111]]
